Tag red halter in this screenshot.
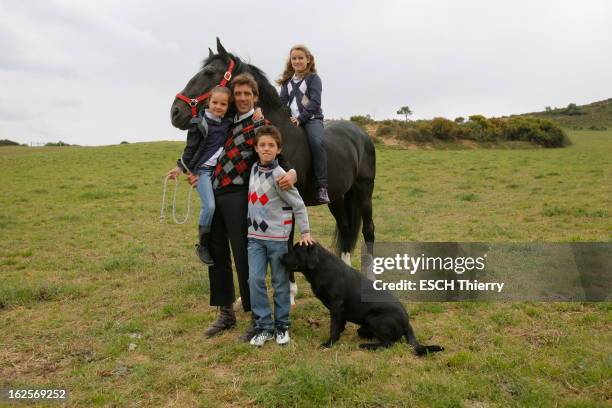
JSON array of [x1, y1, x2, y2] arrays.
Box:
[[175, 59, 236, 118]]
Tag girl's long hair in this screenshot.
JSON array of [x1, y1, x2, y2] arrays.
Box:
[[276, 44, 317, 86]]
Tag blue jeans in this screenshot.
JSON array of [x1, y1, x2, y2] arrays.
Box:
[[247, 238, 290, 331], [196, 167, 215, 228], [303, 119, 327, 189]]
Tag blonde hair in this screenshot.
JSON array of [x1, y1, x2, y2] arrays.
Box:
[[276, 44, 317, 85]]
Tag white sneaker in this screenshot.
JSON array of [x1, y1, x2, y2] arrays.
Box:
[[275, 328, 290, 345], [250, 330, 274, 347]]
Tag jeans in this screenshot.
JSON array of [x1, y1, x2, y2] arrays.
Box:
[[247, 237, 290, 331], [196, 166, 215, 228], [303, 119, 327, 189]]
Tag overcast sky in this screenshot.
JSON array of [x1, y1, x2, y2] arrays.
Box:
[[1, 0, 611, 146]]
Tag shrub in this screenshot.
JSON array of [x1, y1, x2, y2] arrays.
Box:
[[376, 125, 395, 137], [120, 141, 129, 145], [0, 139, 20, 146], [564, 103, 582, 116], [430, 117, 457, 140], [504, 117, 569, 147], [349, 115, 374, 126], [417, 121, 433, 139], [45, 141, 71, 146]]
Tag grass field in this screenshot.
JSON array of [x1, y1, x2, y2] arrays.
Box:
[[0, 130, 610, 407]]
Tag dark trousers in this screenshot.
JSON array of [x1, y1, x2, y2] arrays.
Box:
[[208, 188, 251, 311], [303, 119, 327, 188]]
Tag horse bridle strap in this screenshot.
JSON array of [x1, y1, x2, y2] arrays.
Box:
[[176, 59, 236, 117]]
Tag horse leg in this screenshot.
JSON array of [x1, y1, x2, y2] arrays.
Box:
[[329, 197, 351, 265], [288, 218, 298, 307], [356, 179, 375, 252]]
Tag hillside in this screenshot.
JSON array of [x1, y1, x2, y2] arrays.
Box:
[[517, 98, 612, 130]]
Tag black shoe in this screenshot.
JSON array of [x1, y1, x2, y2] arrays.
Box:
[[239, 315, 258, 342], [196, 226, 214, 265], [203, 306, 236, 338], [316, 187, 330, 204]]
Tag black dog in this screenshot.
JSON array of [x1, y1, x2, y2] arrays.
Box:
[[282, 243, 444, 355]]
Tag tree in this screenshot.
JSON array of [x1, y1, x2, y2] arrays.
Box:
[[454, 117, 465, 124], [396, 106, 412, 121]]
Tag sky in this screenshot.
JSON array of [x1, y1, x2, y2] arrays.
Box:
[[1, 0, 611, 146]]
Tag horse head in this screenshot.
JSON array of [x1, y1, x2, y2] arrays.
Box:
[[170, 38, 242, 130]]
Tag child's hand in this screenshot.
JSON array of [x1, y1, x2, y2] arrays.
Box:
[[253, 107, 264, 121], [298, 233, 315, 246], [290, 117, 300, 127], [166, 166, 181, 180]]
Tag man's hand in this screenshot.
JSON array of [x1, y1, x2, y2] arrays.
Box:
[[277, 169, 297, 190], [253, 107, 264, 121], [298, 233, 315, 246], [290, 117, 300, 127], [187, 174, 199, 186], [166, 166, 181, 180]]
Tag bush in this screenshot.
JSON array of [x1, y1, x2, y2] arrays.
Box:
[[120, 141, 129, 145], [0, 139, 20, 146], [349, 115, 374, 126], [430, 117, 457, 140], [45, 141, 71, 147], [399, 128, 432, 143], [417, 121, 433, 139], [564, 103, 582, 116], [375, 125, 395, 137], [503, 117, 569, 147]]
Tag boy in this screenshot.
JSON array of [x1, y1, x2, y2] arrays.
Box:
[[247, 125, 314, 346]]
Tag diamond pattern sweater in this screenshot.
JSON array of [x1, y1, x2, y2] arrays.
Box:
[[247, 160, 310, 241]]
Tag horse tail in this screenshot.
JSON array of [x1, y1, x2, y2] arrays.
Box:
[[333, 187, 362, 254]]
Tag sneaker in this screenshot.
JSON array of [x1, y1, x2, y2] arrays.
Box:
[[316, 187, 330, 204], [275, 328, 290, 345], [250, 330, 274, 347]]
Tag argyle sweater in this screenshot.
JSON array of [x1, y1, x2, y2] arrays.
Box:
[[279, 73, 324, 125], [212, 111, 292, 194], [247, 160, 310, 242], [212, 113, 265, 191]]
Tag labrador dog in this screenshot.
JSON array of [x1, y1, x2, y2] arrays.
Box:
[[282, 243, 444, 355]]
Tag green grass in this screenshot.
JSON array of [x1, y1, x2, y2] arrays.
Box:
[[0, 130, 610, 407]]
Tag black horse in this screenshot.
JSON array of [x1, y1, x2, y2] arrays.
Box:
[[170, 39, 375, 265]]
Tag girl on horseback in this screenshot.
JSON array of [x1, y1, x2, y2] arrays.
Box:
[[277, 44, 329, 203]]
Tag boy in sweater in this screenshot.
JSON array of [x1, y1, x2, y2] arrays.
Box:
[[247, 125, 314, 346]]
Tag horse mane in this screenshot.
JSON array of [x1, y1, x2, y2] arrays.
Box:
[[202, 53, 283, 110]]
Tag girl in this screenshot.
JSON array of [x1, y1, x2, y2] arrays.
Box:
[[166, 85, 232, 265], [277, 44, 329, 203]]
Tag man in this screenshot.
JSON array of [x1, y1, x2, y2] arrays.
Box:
[[189, 73, 297, 341]]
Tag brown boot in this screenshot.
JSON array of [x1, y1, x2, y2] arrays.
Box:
[[203, 306, 236, 338], [239, 314, 258, 342]]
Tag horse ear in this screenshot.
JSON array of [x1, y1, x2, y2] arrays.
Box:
[[216, 37, 227, 56], [208, 48, 214, 59]]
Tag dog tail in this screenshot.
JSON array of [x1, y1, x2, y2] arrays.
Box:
[[405, 324, 444, 356]]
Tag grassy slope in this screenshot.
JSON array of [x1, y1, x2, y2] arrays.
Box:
[[0, 130, 610, 407], [519, 98, 612, 129]]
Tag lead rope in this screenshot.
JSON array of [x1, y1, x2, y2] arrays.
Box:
[[159, 158, 195, 225]]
